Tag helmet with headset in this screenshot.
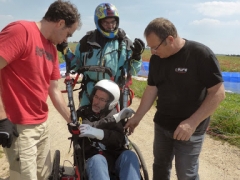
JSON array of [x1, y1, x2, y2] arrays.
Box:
[[94, 3, 119, 39]]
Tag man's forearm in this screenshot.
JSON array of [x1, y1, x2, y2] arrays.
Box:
[[0, 56, 8, 119], [189, 83, 225, 126], [48, 80, 71, 123], [135, 85, 158, 119], [0, 96, 7, 120]]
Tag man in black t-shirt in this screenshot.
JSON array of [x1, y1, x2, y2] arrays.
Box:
[[125, 17, 225, 180]]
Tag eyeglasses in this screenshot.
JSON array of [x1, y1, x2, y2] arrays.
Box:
[[101, 20, 117, 26], [93, 94, 109, 103], [148, 36, 168, 53]]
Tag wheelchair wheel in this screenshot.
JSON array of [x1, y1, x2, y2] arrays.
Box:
[[51, 150, 61, 180], [130, 140, 149, 180]]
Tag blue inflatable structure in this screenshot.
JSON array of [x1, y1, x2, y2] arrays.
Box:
[[59, 62, 240, 94]]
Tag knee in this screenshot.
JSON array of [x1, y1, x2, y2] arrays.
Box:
[[87, 154, 107, 167], [86, 154, 110, 180], [120, 150, 139, 164]]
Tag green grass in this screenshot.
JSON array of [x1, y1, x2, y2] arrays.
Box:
[[217, 55, 240, 72], [142, 49, 240, 72], [58, 42, 78, 63], [60, 43, 240, 148], [210, 93, 240, 147]]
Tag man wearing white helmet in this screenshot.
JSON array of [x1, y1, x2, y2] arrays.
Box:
[[68, 79, 141, 180], [57, 3, 145, 108]]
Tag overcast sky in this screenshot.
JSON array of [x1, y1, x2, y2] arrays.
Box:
[[0, 0, 239, 55]]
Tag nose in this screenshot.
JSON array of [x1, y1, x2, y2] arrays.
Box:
[[93, 97, 101, 103]]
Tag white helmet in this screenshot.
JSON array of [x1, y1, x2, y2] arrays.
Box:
[[91, 79, 120, 110]]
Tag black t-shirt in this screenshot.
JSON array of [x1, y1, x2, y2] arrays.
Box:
[[148, 39, 223, 132]]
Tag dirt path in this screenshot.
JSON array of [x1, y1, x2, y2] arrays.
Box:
[[1, 78, 240, 180]]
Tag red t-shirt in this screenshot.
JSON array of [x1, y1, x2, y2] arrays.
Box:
[[0, 21, 60, 124]]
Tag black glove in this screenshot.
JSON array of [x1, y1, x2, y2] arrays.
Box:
[[67, 122, 80, 135], [57, 42, 68, 54], [0, 118, 19, 148], [130, 38, 145, 60]]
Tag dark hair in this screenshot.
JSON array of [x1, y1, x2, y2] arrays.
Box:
[[144, 17, 177, 40], [43, 0, 81, 28]]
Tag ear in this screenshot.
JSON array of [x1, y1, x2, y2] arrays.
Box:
[[167, 35, 174, 44], [56, 19, 66, 29]]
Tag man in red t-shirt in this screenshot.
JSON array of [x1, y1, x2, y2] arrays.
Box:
[[0, 1, 81, 180]]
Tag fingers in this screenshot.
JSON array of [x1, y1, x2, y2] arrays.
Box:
[[130, 109, 135, 114], [133, 39, 142, 50], [135, 38, 145, 47], [130, 39, 144, 53], [7, 137, 12, 148], [79, 124, 91, 132], [1, 138, 8, 148], [124, 119, 137, 135], [13, 126, 19, 137], [13, 130, 19, 137], [173, 128, 191, 141], [134, 38, 145, 51], [130, 45, 135, 52]]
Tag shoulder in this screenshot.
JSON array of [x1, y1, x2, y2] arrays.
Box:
[[117, 28, 133, 50], [80, 30, 96, 42], [79, 30, 98, 52], [1, 21, 29, 34], [0, 21, 30, 53], [77, 105, 90, 114], [185, 39, 214, 56]]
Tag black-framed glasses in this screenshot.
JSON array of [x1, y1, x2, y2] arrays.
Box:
[[101, 20, 117, 26], [93, 94, 109, 103], [148, 36, 168, 53]]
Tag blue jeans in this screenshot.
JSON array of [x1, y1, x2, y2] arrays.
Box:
[[153, 123, 205, 180], [86, 150, 140, 180]]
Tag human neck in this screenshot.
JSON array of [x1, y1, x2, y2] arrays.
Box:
[[172, 37, 185, 54], [36, 20, 53, 40]]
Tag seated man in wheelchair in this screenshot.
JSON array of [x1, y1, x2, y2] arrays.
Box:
[[68, 79, 141, 180]]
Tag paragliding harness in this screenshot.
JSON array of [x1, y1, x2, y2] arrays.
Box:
[[72, 28, 135, 111]]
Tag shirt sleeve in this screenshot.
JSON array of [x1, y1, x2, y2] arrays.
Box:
[[0, 22, 27, 64]]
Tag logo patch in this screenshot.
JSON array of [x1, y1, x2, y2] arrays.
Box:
[[175, 68, 188, 73]]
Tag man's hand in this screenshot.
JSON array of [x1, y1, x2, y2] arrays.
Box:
[[113, 107, 135, 123], [56, 42, 68, 54], [124, 115, 141, 135], [173, 119, 198, 141], [0, 118, 19, 148], [67, 123, 80, 135], [79, 124, 104, 140], [130, 38, 145, 60]]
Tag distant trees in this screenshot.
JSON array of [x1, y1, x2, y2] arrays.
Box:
[[226, 54, 240, 57]]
